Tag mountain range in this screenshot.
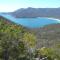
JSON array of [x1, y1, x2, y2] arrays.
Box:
[[11, 7, 60, 19]]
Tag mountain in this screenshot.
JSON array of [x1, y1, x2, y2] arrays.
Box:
[[11, 7, 60, 19]]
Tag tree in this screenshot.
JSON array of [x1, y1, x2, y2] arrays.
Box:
[[23, 32, 36, 60]]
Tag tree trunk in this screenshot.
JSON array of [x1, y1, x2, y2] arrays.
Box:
[[3, 49, 9, 60]]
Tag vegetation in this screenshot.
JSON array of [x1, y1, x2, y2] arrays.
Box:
[[0, 19, 27, 59], [0, 18, 60, 60], [0, 18, 28, 60], [35, 47, 60, 60]]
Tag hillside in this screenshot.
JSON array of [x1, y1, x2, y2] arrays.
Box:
[[29, 24, 60, 48], [0, 17, 37, 60], [11, 7, 60, 19], [0, 17, 60, 60], [0, 16, 28, 34]]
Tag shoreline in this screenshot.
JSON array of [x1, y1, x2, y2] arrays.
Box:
[[38, 17, 60, 21]]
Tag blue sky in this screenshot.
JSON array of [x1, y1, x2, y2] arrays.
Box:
[[0, 0, 60, 12]]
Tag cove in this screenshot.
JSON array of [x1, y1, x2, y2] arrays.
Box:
[[0, 13, 60, 28]]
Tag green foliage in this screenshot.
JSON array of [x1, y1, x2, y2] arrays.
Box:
[[23, 32, 36, 48], [23, 32, 37, 60], [0, 18, 29, 60], [35, 47, 60, 60]]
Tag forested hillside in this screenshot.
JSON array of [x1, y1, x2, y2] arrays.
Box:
[[0, 18, 36, 60], [0, 17, 60, 60]]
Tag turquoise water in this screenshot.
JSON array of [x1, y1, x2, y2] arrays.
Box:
[[0, 14, 60, 28]]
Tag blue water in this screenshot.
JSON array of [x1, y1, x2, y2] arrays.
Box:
[[0, 13, 60, 28]]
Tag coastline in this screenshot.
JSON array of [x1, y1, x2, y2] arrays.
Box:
[[38, 17, 60, 21]]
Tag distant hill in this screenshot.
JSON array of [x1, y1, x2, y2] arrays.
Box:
[[11, 7, 60, 19]]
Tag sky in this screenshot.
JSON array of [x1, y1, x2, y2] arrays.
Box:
[[0, 0, 60, 12]]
